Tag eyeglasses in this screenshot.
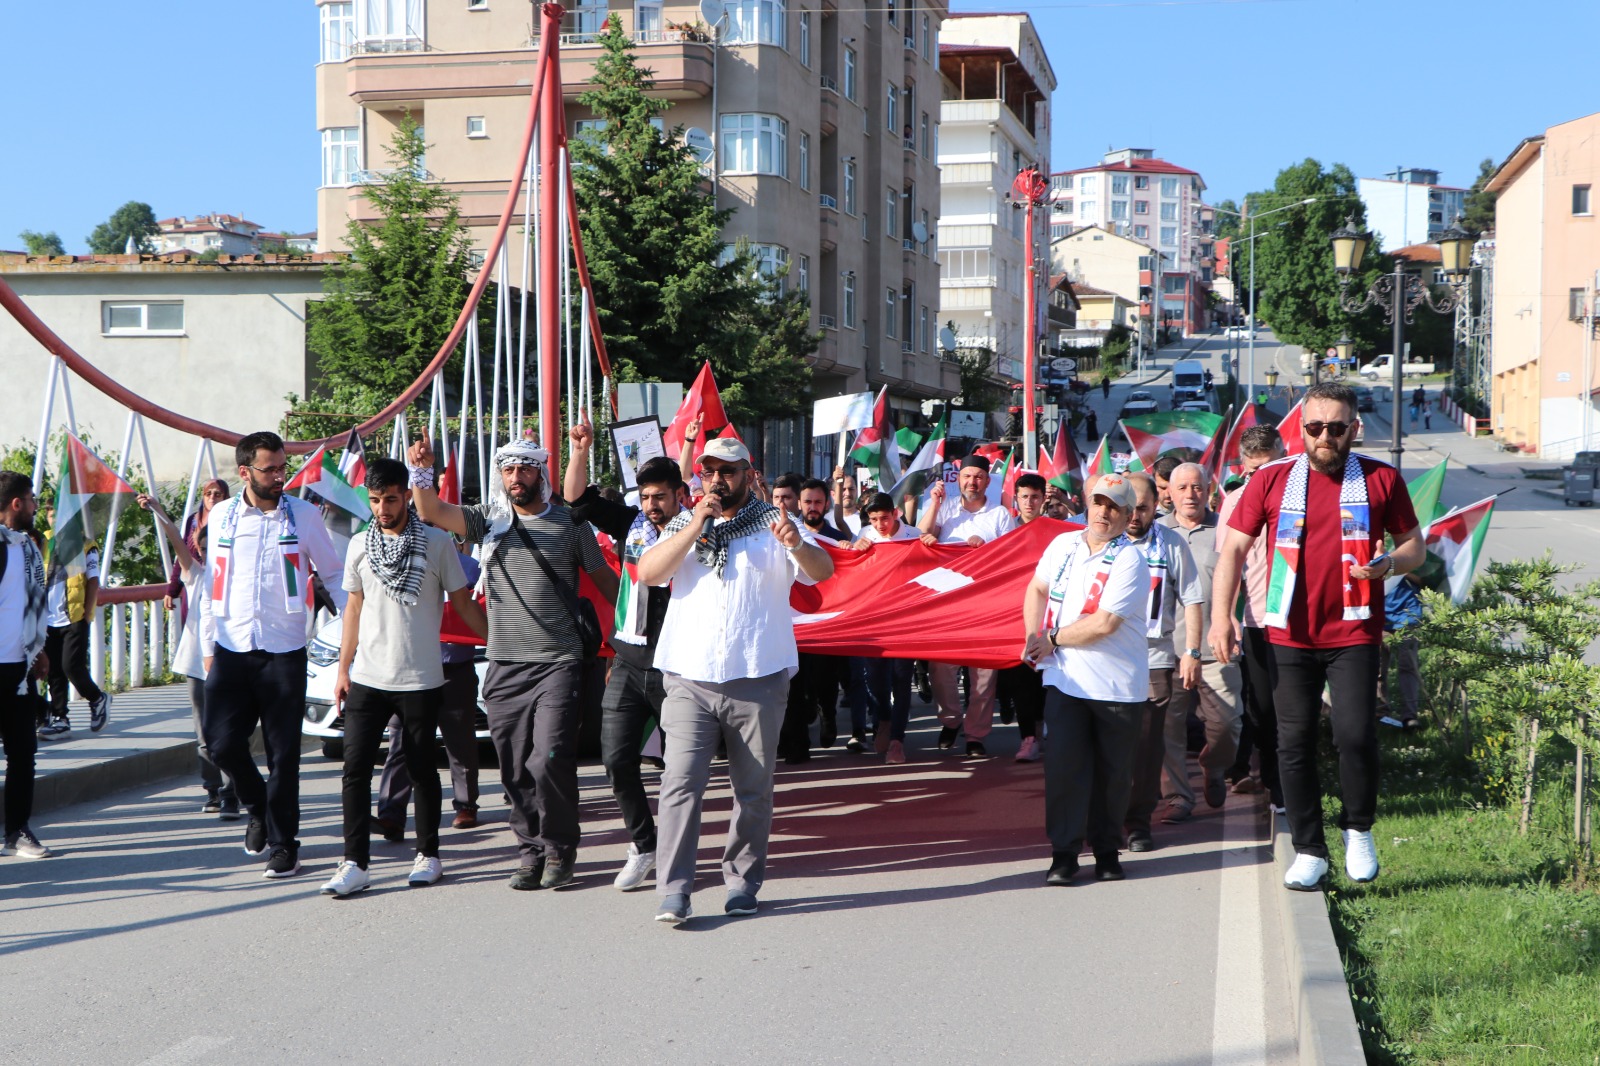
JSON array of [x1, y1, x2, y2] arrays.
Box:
[[249, 464, 289, 478], [1302, 421, 1352, 440], [700, 464, 748, 481]]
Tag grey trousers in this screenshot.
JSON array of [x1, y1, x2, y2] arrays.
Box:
[[655, 671, 788, 899], [188, 676, 235, 800], [1164, 659, 1245, 805], [482, 659, 585, 864]]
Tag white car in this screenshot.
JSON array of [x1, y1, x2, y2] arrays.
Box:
[[1177, 399, 1215, 414], [1119, 390, 1160, 419], [1223, 325, 1252, 338], [302, 619, 491, 759]]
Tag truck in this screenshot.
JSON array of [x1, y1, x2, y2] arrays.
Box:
[[1170, 359, 1206, 404], [1358, 353, 1435, 379]]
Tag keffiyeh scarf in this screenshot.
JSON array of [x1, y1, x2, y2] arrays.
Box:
[[210, 495, 306, 618], [1, 526, 48, 676], [662, 498, 782, 579], [1264, 452, 1373, 628], [476, 441, 552, 559], [364, 508, 429, 606]]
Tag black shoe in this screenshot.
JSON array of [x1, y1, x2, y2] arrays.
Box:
[[965, 741, 987, 758], [1204, 772, 1227, 809], [89, 692, 111, 733], [243, 815, 268, 857], [845, 734, 866, 754], [1094, 856, 1126, 882], [540, 854, 576, 890], [509, 861, 546, 891], [262, 845, 301, 879], [1126, 831, 1153, 853], [818, 715, 836, 749], [1045, 853, 1079, 886], [219, 795, 242, 821], [374, 816, 405, 843], [201, 793, 221, 815], [783, 749, 810, 765], [937, 726, 958, 750]]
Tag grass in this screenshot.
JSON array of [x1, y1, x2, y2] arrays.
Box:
[[1322, 731, 1600, 1064]]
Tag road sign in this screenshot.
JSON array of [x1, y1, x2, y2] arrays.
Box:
[[1051, 356, 1077, 372]]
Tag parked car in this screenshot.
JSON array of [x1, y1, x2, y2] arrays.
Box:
[[1119, 390, 1160, 418], [1353, 386, 1376, 412], [1177, 399, 1215, 414], [1223, 324, 1253, 338]]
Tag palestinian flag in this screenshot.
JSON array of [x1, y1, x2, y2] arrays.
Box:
[[49, 433, 135, 578], [1423, 494, 1495, 603], [889, 410, 947, 501], [1038, 420, 1085, 507], [287, 429, 370, 520], [1406, 455, 1448, 527], [1277, 398, 1306, 457], [848, 386, 902, 491], [1120, 411, 1225, 469], [1084, 435, 1118, 482], [985, 447, 1015, 509], [894, 426, 926, 458], [1203, 403, 1259, 485]]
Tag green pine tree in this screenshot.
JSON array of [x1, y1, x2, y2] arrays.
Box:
[[569, 15, 814, 422]]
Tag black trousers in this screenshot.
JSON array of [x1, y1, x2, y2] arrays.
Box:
[[342, 681, 442, 867], [1240, 626, 1282, 805], [601, 643, 664, 854], [1043, 689, 1144, 859], [45, 621, 102, 722], [780, 653, 839, 759], [482, 659, 585, 864], [996, 665, 1043, 741], [378, 661, 481, 819], [1272, 642, 1381, 859], [203, 646, 308, 850], [1, 662, 37, 837]]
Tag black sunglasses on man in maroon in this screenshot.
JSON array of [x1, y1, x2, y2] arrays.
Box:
[[1302, 421, 1352, 440]]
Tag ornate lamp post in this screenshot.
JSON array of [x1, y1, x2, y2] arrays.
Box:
[[1331, 217, 1474, 474]]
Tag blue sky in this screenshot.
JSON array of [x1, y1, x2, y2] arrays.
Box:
[[0, 0, 1592, 253]]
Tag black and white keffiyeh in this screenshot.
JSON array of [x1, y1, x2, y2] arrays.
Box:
[[364, 508, 428, 606], [0, 526, 47, 675], [662, 498, 782, 579]]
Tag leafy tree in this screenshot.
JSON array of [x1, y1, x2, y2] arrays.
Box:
[[286, 116, 485, 441], [86, 201, 159, 255], [257, 238, 306, 258], [949, 334, 1008, 415], [18, 230, 64, 256], [569, 16, 815, 423], [1461, 157, 1498, 236], [1211, 198, 1242, 242]]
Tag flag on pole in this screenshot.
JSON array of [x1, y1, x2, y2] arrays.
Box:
[[286, 429, 371, 520], [1038, 420, 1085, 507], [889, 409, 947, 501], [1423, 494, 1495, 603], [986, 447, 1015, 509], [1119, 411, 1226, 469], [1278, 398, 1306, 456], [1083, 435, 1117, 482], [894, 426, 926, 458], [1204, 403, 1260, 487], [438, 455, 461, 506], [848, 386, 902, 491], [1406, 456, 1448, 527], [49, 433, 135, 579], [663, 361, 731, 460]]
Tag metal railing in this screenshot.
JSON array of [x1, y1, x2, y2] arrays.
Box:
[[353, 35, 425, 54], [819, 193, 838, 210], [819, 314, 837, 329], [820, 75, 839, 94]]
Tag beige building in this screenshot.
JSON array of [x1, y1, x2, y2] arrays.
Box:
[[0, 255, 329, 480], [1050, 224, 1166, 348], [313, 0, 953, 465], [1487, 111, 1600, 458]]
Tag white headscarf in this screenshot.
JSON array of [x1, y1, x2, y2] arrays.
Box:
[[476, 440, 552, 564]]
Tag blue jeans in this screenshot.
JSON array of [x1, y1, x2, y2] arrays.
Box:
[[862, 659, 914, 740]]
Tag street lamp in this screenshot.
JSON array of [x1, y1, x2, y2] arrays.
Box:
[[1331, 215, 1472, 474], [1264, 366, 1279, 392], [1211, 196, 1320, 409], [1334, 333, 1355, 370]]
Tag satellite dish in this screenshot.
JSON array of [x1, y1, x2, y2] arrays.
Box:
[[938, 326, 957, 352], [911, 220, 929, 243], [684, 127, 714, 164], [698, 0, 726, 29]]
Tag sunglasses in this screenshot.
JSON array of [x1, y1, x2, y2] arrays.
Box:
[[1302, 421, 1353, 440]]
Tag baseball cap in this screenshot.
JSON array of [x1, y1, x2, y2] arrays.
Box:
[[1090, 473, 1137, 512], [699, 436, 752, 464]]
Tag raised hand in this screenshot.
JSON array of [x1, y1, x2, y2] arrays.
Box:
[[770, 514, 803, 550], [569, 416, 593, 451], [408, 434, 435, 470]]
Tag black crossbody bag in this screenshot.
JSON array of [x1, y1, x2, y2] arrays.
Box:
[[512, 519, 603, 660]]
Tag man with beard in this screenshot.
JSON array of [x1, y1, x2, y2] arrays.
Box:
[[1211, 383, 1422, 891], [410, 435, 618, 892], [830, 467, 862, 537], [848, 492, 919, 762], [917, 454, 1017, 756], [784, 478, 849, 756], [201, 431, 347, 879], [564, 422, 687, 891], [0, 472, 52, 859], [638, 438, 834, 925], [999, 472, 1050, 762], [321, 460, 486, 896], [1021, 473, 1150, 884]]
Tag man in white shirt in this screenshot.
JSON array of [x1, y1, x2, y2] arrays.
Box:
[[201, 431, 347, 880], [848, 492, 919, 763], [1021, 473, 1150, 885], [917, 453, 1017, 756], [637, 438, 834, 925]]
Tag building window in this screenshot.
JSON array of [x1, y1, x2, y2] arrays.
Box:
[[886, 189, 898, 237], [920, 207, 931, 253], [918, 112, 930, 158], [1134, 225, 1149, 239], [1056, 199, 1073, 216], [720, 113, 787, 176], [1110, 200, 1129, 221], [798, 10, 810, 66], [1575, 184, 1592, 216], [1054, 174, 1073, 192], [1570, 288, 1589, 320], [358, 0, 426, 48], [726, 0, 785, 45], [920, 13, 930, 57], [1160, 226, 1177, 246], [635, 0, 664, 40], [752, 244, 789, 292], [886, 0, 896, 26], [1111, 175, 1129, 195], [843, 160, 857, 215], [1079, 175, 1097, 194], [102, 301, 184, 336], [1160, 201, 1177, 221], [1134, 175, 1149, 190], [843, 273, 857, 329], [573, 118, 607, 144], [321, 126, 360, 186], [885, 289, 897, 338], [320, 2, 354, 62], [919, 305, 929, 351], [886, 83, 898, 133], [466, 115, 487, 138], [1134, 199, 1149, 215], [1160, 177, 1178, 197], [798, 133, 809, 190], [467, 0, 487, 8], [1163, 274, 1186, 294], [843, 48, 857, 101], [797, 254, 809, 292], [1079, 200, 1096, 218]]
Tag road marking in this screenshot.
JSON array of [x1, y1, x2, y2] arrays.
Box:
[[1211, 797, 1268, 1066], [137, 1037, 233, 1066]]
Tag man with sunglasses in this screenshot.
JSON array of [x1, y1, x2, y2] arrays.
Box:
[[200, 431, 347, 879], [848, 492, 919, 762], [1210, 383, 1423, 892]]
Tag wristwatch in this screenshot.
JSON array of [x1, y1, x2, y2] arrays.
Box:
[[1047, 627, 1061, 648], [1185, 647, 1203, 660]]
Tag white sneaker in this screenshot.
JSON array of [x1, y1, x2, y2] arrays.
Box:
[[1343, 829, 1379, 883], [614, 844, 656, 891], [1015, 736, 1040, 762], [1283, 853, 1329, 891], [320, 860, 371, 897], [2, 829, 54, 859], [408, 853, 443, 887]]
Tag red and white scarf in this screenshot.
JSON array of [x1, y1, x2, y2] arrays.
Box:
[[209, 495, 309, 620], [1045, 532, 1131, 629], [1263, 453, 1373, 628]]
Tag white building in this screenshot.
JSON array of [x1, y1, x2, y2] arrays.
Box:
[[1357, 168, 1468, 252], [151, 214, 269, 256], [936, 13, 1056, 379]]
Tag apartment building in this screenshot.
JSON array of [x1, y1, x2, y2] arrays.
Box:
[[1048, 148, 1209, 335], [934, 13, 1055, 382], [1357, 167, 1468, 252], [152, 213, 267, 256], [1049, 223, 1167, 350], [1486, 113, 1600, 458], [312, 0, 953, 462]]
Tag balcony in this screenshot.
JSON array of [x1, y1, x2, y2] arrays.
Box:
[[819, 196, 839, 252], [820, 74, 839, 94], [819, 313, 837, 329], [352, 34, 425, 54], [820, 86, 838, 135]]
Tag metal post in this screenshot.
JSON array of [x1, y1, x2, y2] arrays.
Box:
[[1391, 267, 1406, 474], [1022, 190, 1037, 462], [1246, 214, 1256, 404], [130, 600, 146, 688], [537, 12, 563, 466]]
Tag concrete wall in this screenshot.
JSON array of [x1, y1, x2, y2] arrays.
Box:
[[1491, 150, 1543, 448], [1538, 112, 1600, 456]]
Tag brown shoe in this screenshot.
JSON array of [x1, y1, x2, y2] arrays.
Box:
[[452, 811, 480, 830]]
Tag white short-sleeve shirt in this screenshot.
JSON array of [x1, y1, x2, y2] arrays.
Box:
[[935, 498, 1017, 545], [1032, 530, 1150, 703]]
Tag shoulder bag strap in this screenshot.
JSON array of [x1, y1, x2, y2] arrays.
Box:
[[510, 518, 587, 626]]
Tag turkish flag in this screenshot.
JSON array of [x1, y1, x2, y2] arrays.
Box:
[[441, 535, 620, 657], [663, 361, 731, 459], [1278, 397, 1306, 456]]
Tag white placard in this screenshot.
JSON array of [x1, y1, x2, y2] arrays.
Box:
[[947, 410, 987, 440], [812, 392, 876, 436]]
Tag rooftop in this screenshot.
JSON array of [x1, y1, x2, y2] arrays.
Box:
[[1391, 243, 1443, 264], [0, 252, 343, 274], [1055, 158, 1199, 178]]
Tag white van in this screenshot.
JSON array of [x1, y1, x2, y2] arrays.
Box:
[[1171, 359, 1206, 404]]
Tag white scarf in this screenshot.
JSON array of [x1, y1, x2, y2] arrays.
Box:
[[209, 495, 306, 619]]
